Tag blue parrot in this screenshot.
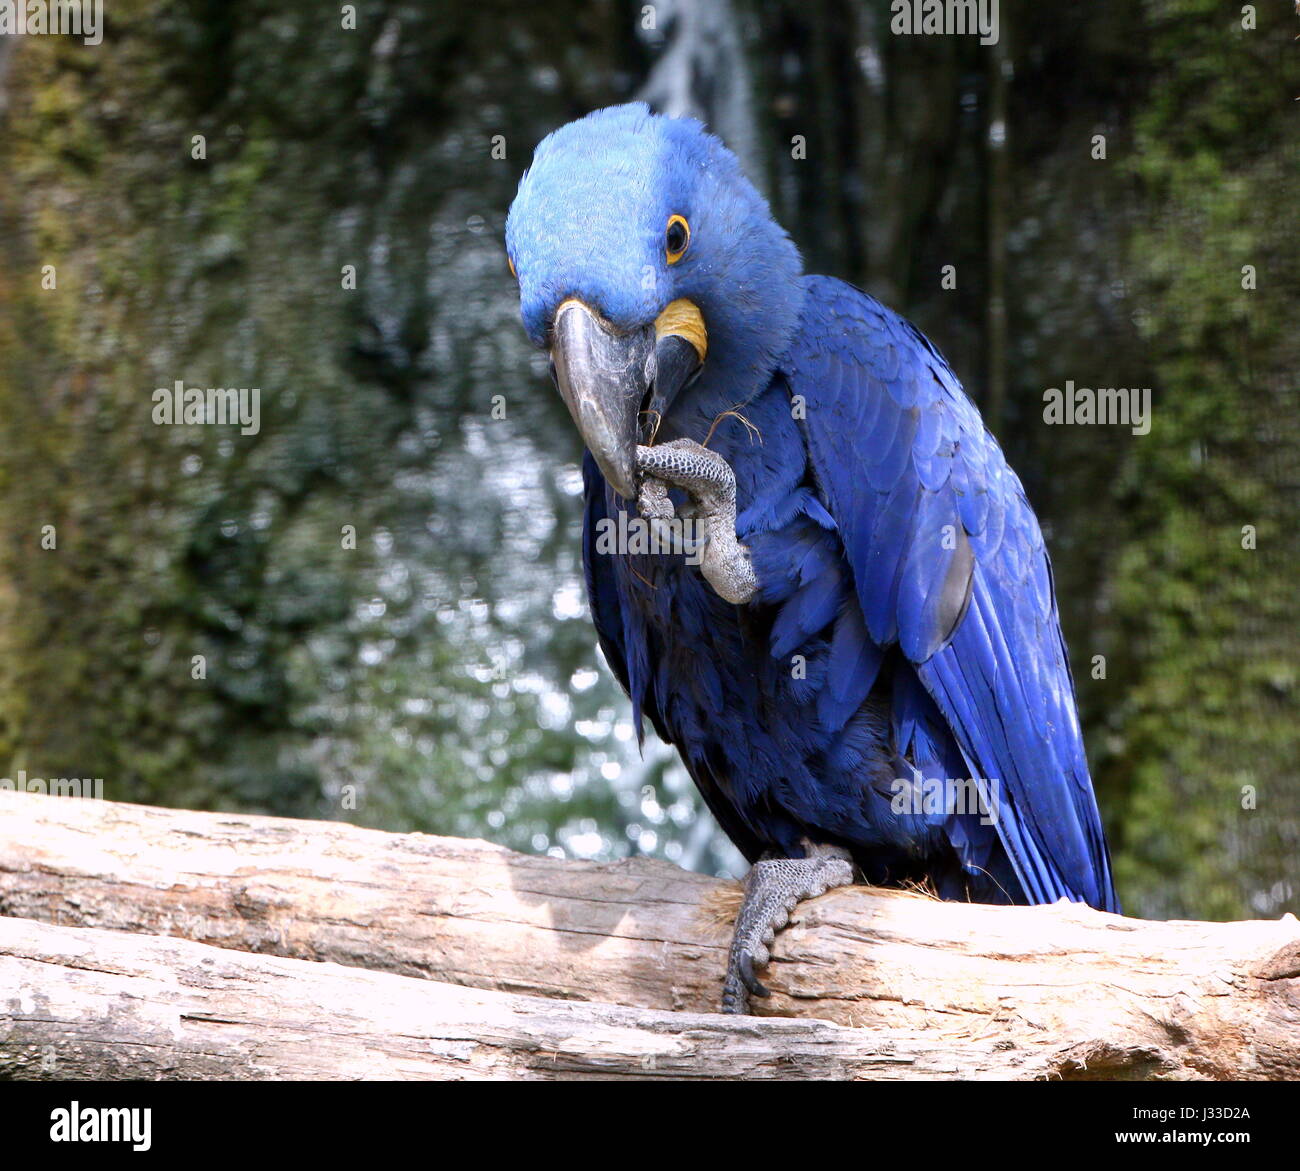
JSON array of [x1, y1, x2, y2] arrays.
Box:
[[506, 103, 1118, 1013]]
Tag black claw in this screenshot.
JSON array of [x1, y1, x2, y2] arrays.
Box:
[[738, 950, 771, 998]]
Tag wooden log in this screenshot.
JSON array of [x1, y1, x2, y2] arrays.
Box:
[[1, 790, 1298, 1079], [0, 916, 1010, 1080]]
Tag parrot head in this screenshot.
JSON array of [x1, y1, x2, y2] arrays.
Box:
[[505, 103, 804, 499]]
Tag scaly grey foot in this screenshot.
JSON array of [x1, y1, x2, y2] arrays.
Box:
[[635, 439, 757, 604], [721, 841, 855, 1014]]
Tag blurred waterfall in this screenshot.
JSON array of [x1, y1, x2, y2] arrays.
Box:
[[638, 0, 762, 183]]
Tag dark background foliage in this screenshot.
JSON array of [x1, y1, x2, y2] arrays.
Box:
[[0, 0, 1294, 917]]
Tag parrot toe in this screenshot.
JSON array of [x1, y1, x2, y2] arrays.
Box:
[[720, 842, 854, 1014]]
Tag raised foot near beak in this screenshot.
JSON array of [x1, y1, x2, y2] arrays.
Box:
[[636, 439, 758, 605]]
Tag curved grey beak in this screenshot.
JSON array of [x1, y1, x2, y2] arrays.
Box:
[[549, 299, 701, 500]]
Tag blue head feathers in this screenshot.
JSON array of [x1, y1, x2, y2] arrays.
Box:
[[506, 104, 805, 418]]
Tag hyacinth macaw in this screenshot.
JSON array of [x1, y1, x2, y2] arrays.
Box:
[[506, 103, 1118, 1013]]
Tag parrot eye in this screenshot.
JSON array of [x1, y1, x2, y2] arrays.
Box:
[[665, 215, 690, 264]]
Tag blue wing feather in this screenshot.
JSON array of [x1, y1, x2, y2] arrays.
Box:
[[785, 276, 1118, 912]]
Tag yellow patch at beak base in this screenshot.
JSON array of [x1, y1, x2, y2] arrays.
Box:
[[654, 298, 707, 363]]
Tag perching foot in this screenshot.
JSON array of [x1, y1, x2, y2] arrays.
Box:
[[721, 841, 855, 1014]]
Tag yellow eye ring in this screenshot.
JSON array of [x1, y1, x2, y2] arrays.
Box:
[[507, 254, 517, 279], [665, 214, 690, 265]]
